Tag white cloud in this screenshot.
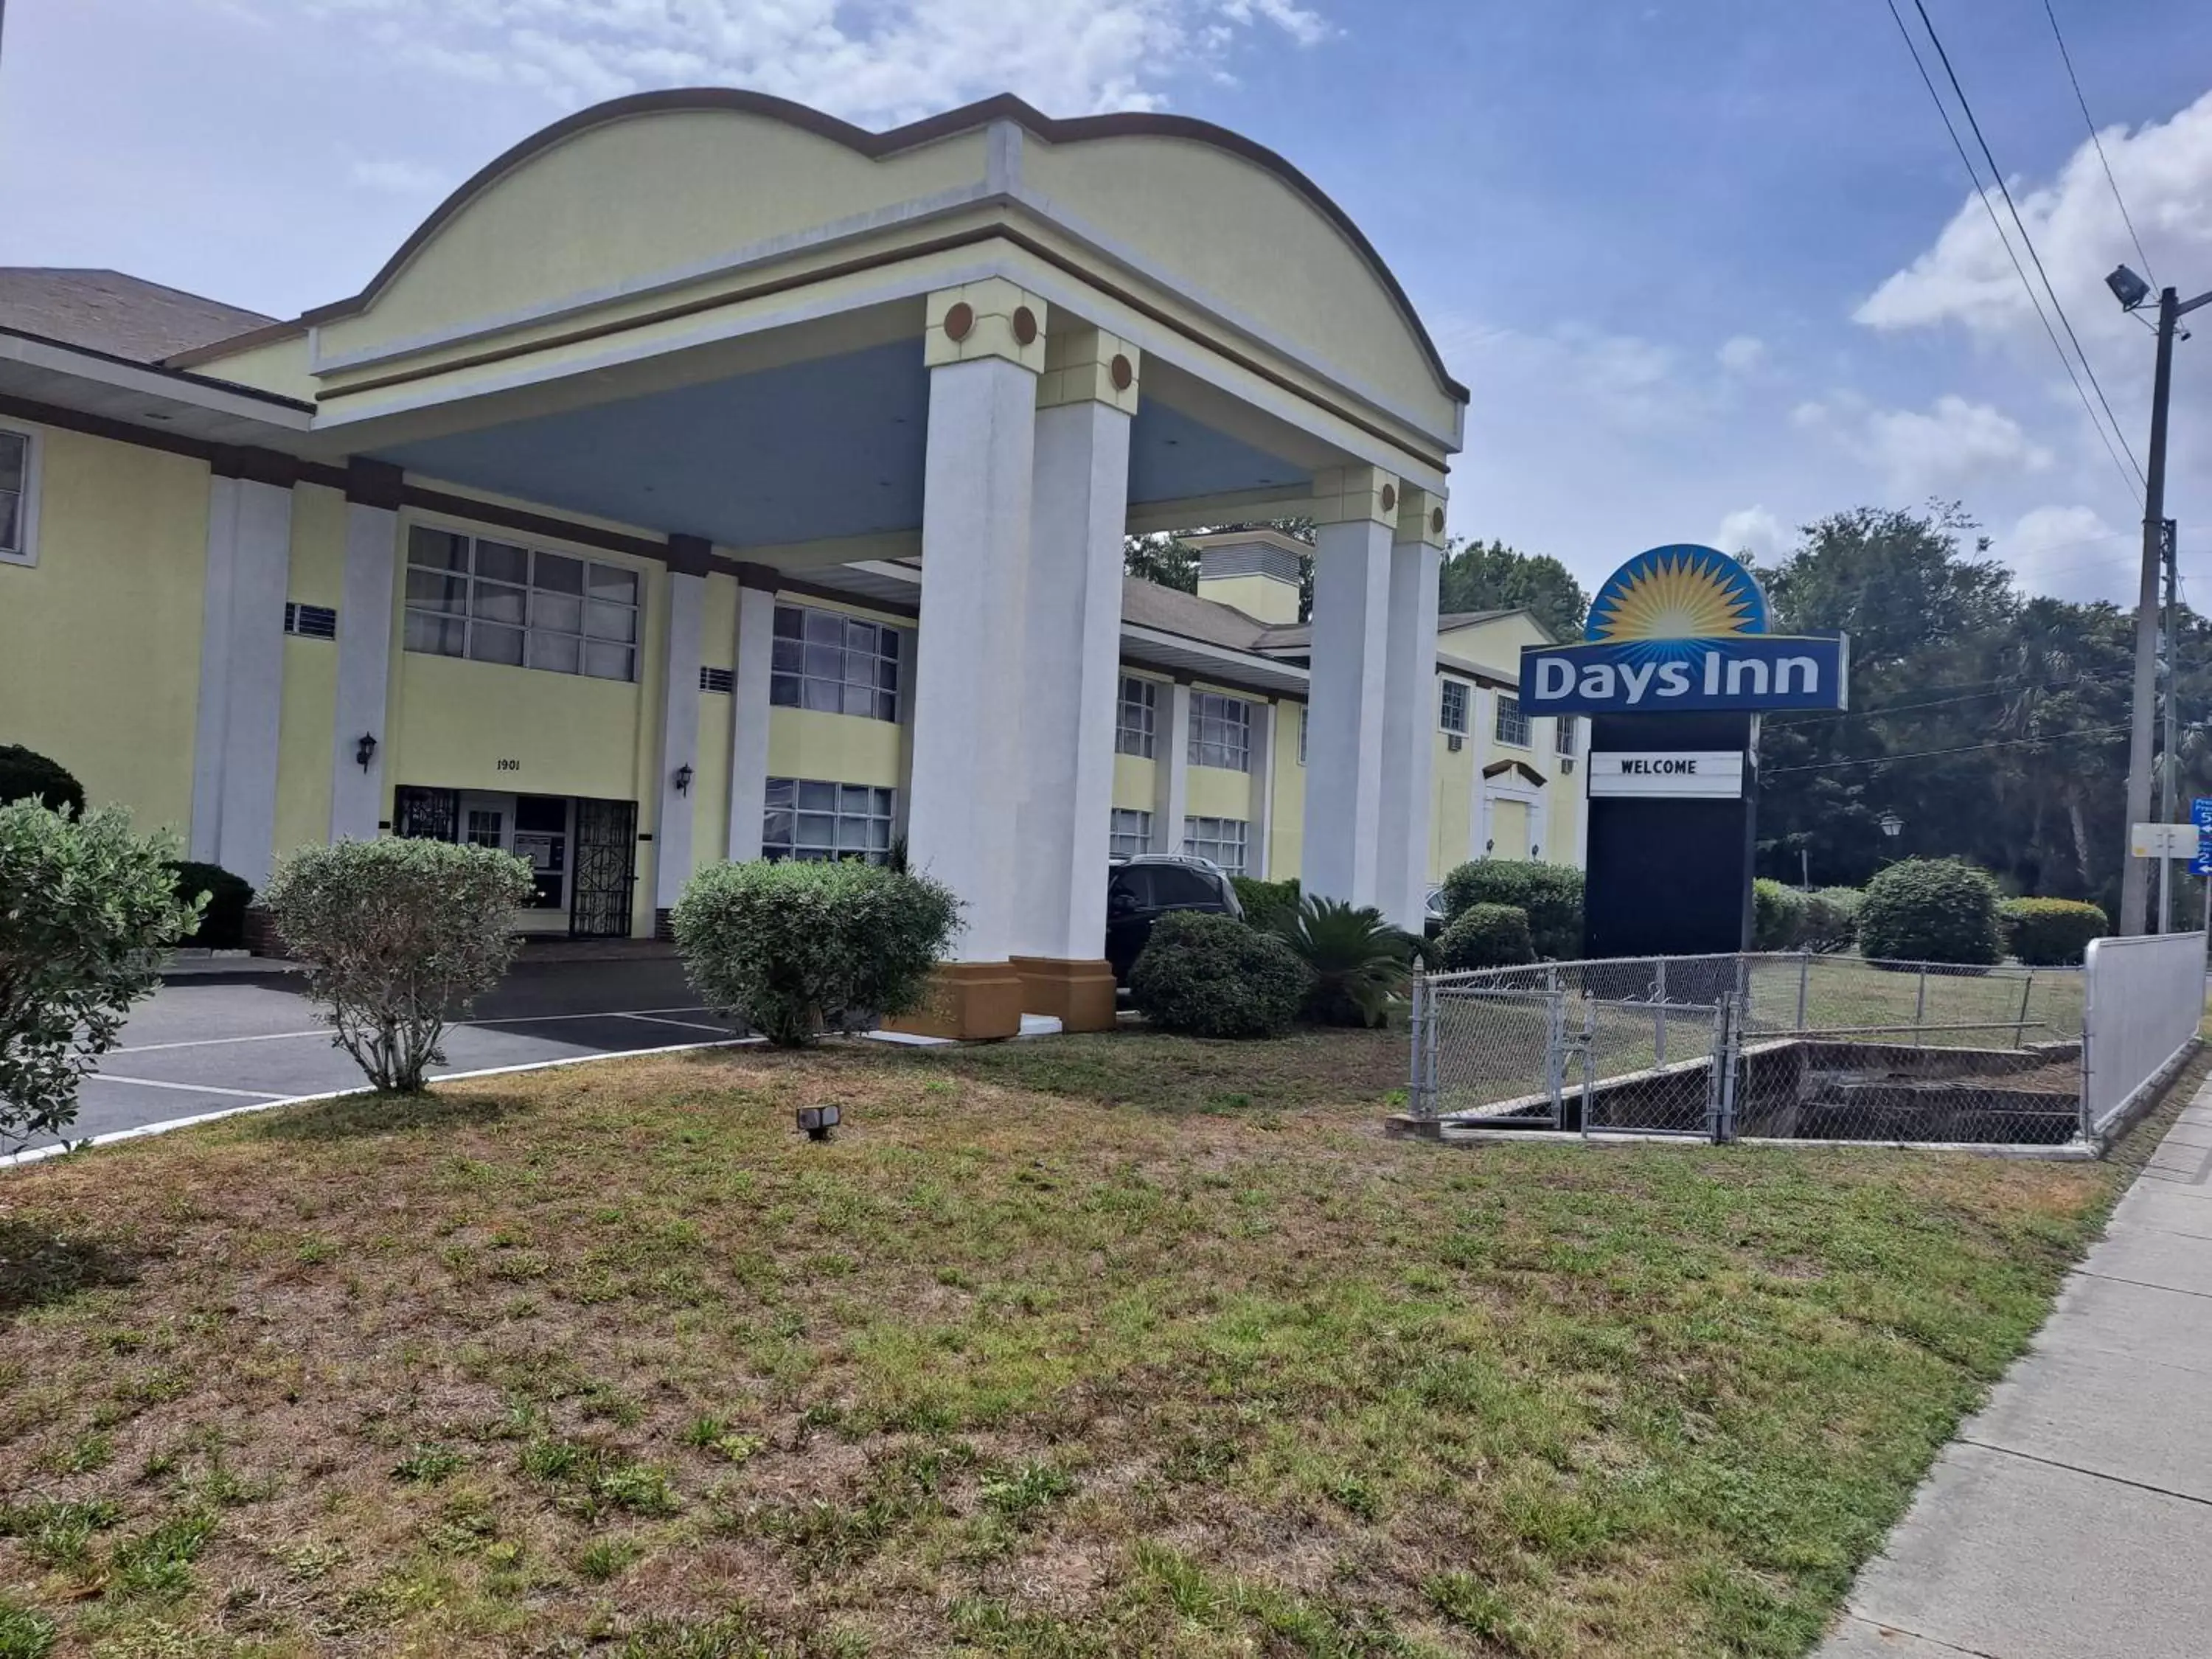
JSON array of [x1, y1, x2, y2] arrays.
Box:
[[1450, 320, 1688, 431], [264, 0, 1329, 123], [1716, 505, 1788, 562], [1997, 504, 2137, 603], [1795, 392, 2052, 497], [1717, 334, 1767, 375], [348, 158, 448, 195]]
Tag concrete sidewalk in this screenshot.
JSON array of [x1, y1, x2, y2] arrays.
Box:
[[1819, 1082, 2212, 1659]]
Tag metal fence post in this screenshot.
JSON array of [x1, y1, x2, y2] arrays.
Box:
[[2015, 970, 2034, 1051], [1796, 950, 1811, 1032], [1408, 973, 1427, 1117], [1914, 965, 1928, 1045], [1654, 958, 1669, 1067]]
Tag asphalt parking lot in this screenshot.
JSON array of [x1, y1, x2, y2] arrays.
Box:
[[11, 958, 748, 1155]]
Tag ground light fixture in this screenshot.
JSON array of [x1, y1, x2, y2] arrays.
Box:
[[355, 732, 378, 771], [796, 1103, 841, 1141]]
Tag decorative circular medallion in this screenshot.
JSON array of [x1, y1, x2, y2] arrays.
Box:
[[1380, 483, 1397, 513], [943, 302, 974, 342], [1012, 306, 1038, 345], [1110, 353, 1134, 391], [1430, 505, 1446, 535]]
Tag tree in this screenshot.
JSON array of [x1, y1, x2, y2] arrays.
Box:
[[1436, 539, 1589, 639], [1, 801, 200, 1147]]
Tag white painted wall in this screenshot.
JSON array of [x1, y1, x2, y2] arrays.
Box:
[[189, 475, 293, 883], [329, 501, 397, 842], [724, 581, 776, 861], [1155, 682, 1192, 852], [1301, 517, 1391, 906], [1377, 534, 1441, 928], [654, 571, 706, 908]]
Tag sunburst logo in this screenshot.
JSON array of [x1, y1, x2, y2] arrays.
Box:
[[1585, 545, 1767, 645]]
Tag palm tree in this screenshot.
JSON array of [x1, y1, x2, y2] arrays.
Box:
[[1273, 897, 1416, 1028]]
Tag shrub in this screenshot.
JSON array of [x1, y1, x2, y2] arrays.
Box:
[[167, 861, 255, 950], [1435, 902, 1535, 970], [673, 858, 962, 1047], [1753, 880, 1806, 950], [0, 745, 84, 816], [1440, 859, 1583, 959], [2003, 897, 2109, 967], [0, 801, 200, 1145], [1857, 858, 2005, 966], [260, 838, 536, 1091], [1229, 874, 1301, 933], [1801, 887, 1862, 954], [1127, 910, 1310, 1038], [1272, 896, 1414, 1027]]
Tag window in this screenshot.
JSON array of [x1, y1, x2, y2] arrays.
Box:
[[1109, 807, 1153, 858], [1298, 706, 1307, 765], [1187, 692, 1251, 772], [1555, 715, 1579, 757], [1495, 694, 1531, 748], [1183, 815, 1248, 874], [403, 526, 639, 681], [1116, 676, 1158, 758], [0, 428, 37, 567], [762, 778, 897, 863], [1439, 679, 1470, 735], [770, 604, 901, 722]]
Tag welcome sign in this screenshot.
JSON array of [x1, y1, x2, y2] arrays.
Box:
[[1519, 545, 1848, 714]]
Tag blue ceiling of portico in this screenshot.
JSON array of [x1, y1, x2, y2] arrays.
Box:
[[374, 338, 1307, 551]]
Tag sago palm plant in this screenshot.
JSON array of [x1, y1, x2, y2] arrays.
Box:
[[1273, 895, 1416, 1028]]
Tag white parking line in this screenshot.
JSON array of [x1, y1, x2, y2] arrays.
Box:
[[112, 1029, 328, 1055], [615, 1012, 734, 1034], [108, 1006, 732, 1057], [91, 1075, 284, 1100]]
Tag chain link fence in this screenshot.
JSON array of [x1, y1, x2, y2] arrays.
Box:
[[1407, 945, 2195, 1150]]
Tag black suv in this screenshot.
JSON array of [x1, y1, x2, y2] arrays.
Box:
[[1105, 855, 1244, 981]]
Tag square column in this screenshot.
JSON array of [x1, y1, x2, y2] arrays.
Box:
[[1300, 465, 1398, 908], [1248, 700, 1276, 880], [1011, 327, 1139, 1032], [190, 465, 293, 884], [1377, 487, 1445, 930], [329, 461, 400, 844], [896, 280, 1048, 1040], [653, 545, 709, 924], [724, 571, 777, 861], [1154, 682, 1192, 852]]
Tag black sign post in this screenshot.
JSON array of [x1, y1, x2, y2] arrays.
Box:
[[1582, 712, 1757, 959]]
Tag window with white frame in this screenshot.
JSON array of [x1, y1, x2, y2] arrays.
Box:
[[1439, 679, 1470, 734], [762, 779, 896, 863], [403, 526, 640, 681], [1495, 693, 1531, 747], [771, 603, 901, 721], [0, 428, 38, 567], [1108, 807, 1153, 858], [1116, 676, 1158, 758], [1183, 815, 1248, 874], [1298, 706, 1307, 765], [1187, 691, 1251, 771], [1555, 714, 1579, 757]]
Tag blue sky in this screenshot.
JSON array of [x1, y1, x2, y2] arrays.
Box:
[[4, 0, 2210, 604]]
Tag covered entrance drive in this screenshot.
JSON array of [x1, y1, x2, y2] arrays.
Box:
[[168, 89, 1470, 1036]]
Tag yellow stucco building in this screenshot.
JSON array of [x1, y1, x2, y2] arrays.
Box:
[[0, 90, 1582, 1035]]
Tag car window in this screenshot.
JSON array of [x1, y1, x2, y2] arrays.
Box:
[[1108, 868, 1153, 909], [1149, 866, 1220, 908]]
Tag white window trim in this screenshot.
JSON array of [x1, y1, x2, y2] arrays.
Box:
[[400, 514, 646, 683], [1116, 675, 1161, 759], [1186, 689, 1253, 773], [0, 423, 42, 569], [1108, 807, 1154, 858], [1495, 693, 1531, 748], [769, 600, 905, 724], [1439, 677, 1470, 735], [1183, 814, 1250, 875]]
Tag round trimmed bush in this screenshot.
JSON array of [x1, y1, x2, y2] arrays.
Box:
[[1128, 909, 1311, 1037], [169, 860, 255, 949], [1753, 880, 1806, 950], [1801, 887, 1862, 954], [1229, 874, 1301, 934], [1436, 902, 1535, 970], [1439, 859, 1583, 959], [2003, 897, 2109, 967], [1857, 858, 2004, 966], [0, 744, 84, 815], [674, 858, 962, 1047]]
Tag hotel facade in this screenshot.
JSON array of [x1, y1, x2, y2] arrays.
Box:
[[0, 91, 1582, 1036]]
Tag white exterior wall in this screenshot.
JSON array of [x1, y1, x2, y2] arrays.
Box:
[[189, 474, 293, 883], [724, 580, 776, 861], [654, 570, 706, 908], [329, 499, 397, 842], [1301, 516, 1392, 906]]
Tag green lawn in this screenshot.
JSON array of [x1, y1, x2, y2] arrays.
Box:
[[0, 1028, 2183, 1658]]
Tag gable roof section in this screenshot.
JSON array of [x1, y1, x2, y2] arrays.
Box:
[[0, 269, 275, 364]]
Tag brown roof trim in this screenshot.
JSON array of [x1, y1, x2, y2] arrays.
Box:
[[163, 88, 1465, 406], [400, 484, 671, 563], [164, 314, 310, 369], [2, 321, 316, 412], [1483, 759, 1549, 788]]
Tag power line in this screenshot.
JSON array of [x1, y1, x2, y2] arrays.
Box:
[[2040, 0, 2157, 289], [1879, 0, 2143, 506], [1907, 0, 2146, 490], [1773, 661, 2135, 726], [1766, 722, 2132, 774]]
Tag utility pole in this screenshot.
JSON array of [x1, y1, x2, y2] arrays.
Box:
[[2159, 518, 2180, 933]]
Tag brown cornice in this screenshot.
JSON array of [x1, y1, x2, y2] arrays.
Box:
[[345, 457, 405, 509], [160, 87, 1467, 408], [664, 533, 714, 577]]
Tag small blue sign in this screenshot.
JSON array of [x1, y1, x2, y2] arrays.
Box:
[[2193, 854, 2212, 878], [2193, 797, 2212, 830], [1520, 635, 1851, 715]]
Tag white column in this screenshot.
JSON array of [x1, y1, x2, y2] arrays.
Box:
[[906, 281, 1046, 964], [1529, 790, 1551, 862], [1467, 686, 1494, 862], [655, 566, 706, 911], [330, 474, 399, 844], [1572, 720, 1590, 869], [724, 576, 776, 861], [1300, 466, 1397, 907], [1377, 488, 1444, 929], [1155, 683, 1192, 852], [1248, 700, 1276, 879], [1014, 327, 1136, 963], [190, 467, 293, 883]]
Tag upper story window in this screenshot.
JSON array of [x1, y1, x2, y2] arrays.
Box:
[[0, 428, 38, 568], [1555, 715, 1579, 757], [404, 526, 639, 681], [1188, 690, 1251, 772], [1439, 679, 1470, 735], [1116, 676, 1158, 758], [771, 603, 901, 722], [1495, 694, 1531, 748]]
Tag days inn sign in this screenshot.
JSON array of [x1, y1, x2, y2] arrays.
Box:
[[1519, 544, 1849, 714]]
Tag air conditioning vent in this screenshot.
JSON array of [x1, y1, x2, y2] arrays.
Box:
[[1446, 733, 1464, 753], [284, 602, 337, 640], [700, 666, 734, 693], [1559, 756, 1576, 774]]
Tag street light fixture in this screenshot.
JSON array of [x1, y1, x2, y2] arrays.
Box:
[[1878, 810, 1903, 841]]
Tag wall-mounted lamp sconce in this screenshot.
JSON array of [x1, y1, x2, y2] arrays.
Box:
[[355, 733, 378, 772], [673, 763, 694, 796]]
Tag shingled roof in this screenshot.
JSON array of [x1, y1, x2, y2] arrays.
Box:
[[0, 268, 275, 364]]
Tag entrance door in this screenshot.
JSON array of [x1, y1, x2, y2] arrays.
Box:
[[570, 798, 638, 938], [458, 793, 511, 853]]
